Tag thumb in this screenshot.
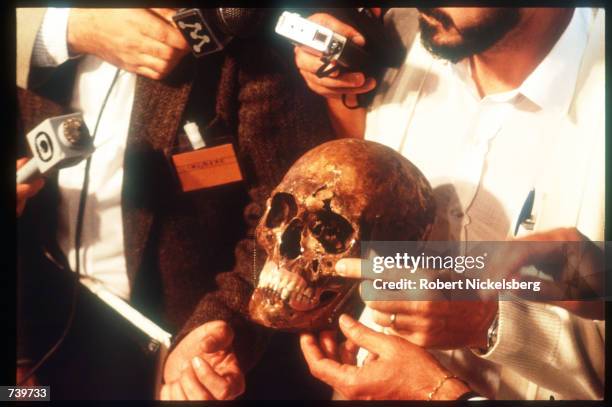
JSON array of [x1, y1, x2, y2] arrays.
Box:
[[335, 258, 367, 279], [198, 320, 234, 353], [338, 314, 391, 357]]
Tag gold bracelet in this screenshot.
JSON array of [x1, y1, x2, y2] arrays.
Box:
[[427, 374, 459, 401]]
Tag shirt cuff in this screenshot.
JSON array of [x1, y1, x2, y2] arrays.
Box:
[[32, 8, 75, 67], [473, 296, 562, 373]]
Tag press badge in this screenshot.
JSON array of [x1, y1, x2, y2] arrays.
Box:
[[171, 143, 243, 192], [168, 121, 243, 192]]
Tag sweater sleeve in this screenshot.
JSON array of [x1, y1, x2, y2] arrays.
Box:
[[170, 186, 272, 372]]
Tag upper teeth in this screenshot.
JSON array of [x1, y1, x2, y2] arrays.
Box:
[[257, 261, 313, 303]]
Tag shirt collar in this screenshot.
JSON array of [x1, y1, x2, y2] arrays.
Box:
[[519, 8, 591, 113], [451, 8, 592, 113]]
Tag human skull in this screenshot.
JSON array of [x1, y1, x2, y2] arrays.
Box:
[[248, 139, 435, 331]]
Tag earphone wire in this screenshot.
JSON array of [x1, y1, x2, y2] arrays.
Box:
[[18, 67, 122, 385]]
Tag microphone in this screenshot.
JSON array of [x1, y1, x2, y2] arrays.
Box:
[[17, 113, 94, 184], [173, 8, 270, 57]]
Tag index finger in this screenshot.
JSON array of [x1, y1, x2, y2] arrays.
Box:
[[149, 8, 179, 24], [364, 300, 422, 314], [300, 333, 359, 388], [17, 157, 29, 169], [141, 13, 190, 51], [336, 258, 371, 279]]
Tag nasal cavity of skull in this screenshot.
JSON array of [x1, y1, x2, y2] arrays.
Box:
[[266, 193, 297, 228], [308, 210, 354, 254], [280, 218, 303, 259]]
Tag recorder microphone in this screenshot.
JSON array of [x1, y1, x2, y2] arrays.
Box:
[[17, 113, 93, 184]]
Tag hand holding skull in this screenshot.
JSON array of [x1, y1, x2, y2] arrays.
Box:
[[300, 314, 472, 400]]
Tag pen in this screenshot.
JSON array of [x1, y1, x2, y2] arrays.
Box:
[[514, 188, 535, 236]]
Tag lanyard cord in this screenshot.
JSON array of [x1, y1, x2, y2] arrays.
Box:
[[19, 67, 122, 385]]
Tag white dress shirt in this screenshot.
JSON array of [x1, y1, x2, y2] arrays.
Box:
[[34, 8, 136, 300], [362, 8, 604, 400]]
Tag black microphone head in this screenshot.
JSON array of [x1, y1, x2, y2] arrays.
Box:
[[216, 8, 268, 38]]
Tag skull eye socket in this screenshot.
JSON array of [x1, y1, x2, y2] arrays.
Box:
[[308, 210, 355, 254], [266, 193, 297, 228], [280, 218, 303, 259]]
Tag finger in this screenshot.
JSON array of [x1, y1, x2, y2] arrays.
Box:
[[135, 65, 165, 80], [294, 48, 334, 76], [16, 158, 29, 169], [197, 321, 235, 354], [372, 309, 443, 333], [170, 381, 187, 400], [338, 340, 358, 365], [191, 356, 240, 400], [216, 355, 245, 399], [365, 300, 424, 315], [180, 367, 214, 400], [335, 258, 366, 279], [17, 183, 41, 199], [149, 8, 179, 25], [159, 384, 171, 400], [301, 69, 366, 88], [308, 13, 365, 46], [31, 178, 45, 193], [294, 48, 353, 82], [338, 314, 395, 357], [140, 39, 178, 62], [364, 352, 378, 364], [547, 300, 604, 320], [303, 76, 376, 98], [371, 309, 394, 327], [141, 17, 190, 51], [136, 53, 172, 76], [319, 330, 338, 360], [300, 333, 359, 389]]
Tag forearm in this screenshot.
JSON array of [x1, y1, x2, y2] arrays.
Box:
[[326, 97, 366, 139]]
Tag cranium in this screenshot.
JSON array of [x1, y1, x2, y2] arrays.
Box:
[[248, 139, 435, 331]]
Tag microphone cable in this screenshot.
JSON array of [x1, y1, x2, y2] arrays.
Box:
[[18, 67, 122, 385]]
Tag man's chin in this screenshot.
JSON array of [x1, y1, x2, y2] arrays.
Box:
[[418, 18, 467, 63]]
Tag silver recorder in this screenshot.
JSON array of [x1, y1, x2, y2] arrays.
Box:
[[275, 12, 347, 60]]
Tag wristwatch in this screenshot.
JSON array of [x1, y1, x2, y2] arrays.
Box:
[[477, 310, 499, 354]]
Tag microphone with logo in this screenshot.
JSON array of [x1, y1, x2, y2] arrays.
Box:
[[17, 113, 94, 185], [173, 8, 271, 57]]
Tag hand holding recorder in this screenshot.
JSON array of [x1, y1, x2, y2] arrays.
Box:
[[291, 11, 379, 102]]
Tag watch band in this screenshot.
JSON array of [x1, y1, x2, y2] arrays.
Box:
[[457, 390, 485, 400], [475, 309, 500, 354], [486, 310, 500, 350]]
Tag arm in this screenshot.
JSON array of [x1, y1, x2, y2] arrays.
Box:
[[16, 8, 47, 89], [336, 225, 605, 399], [161, 187, 272, 400], [17, 7, 191, 90], [293, 13, 376, 139], [170, 215, 272, 373]]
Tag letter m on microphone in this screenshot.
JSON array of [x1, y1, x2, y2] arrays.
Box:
[[174, 9, 226, 57]]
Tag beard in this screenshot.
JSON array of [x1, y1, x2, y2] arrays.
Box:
[[418, 8, 521, 63]]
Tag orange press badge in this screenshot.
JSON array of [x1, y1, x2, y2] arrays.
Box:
[[171, 144, 243, 192]]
